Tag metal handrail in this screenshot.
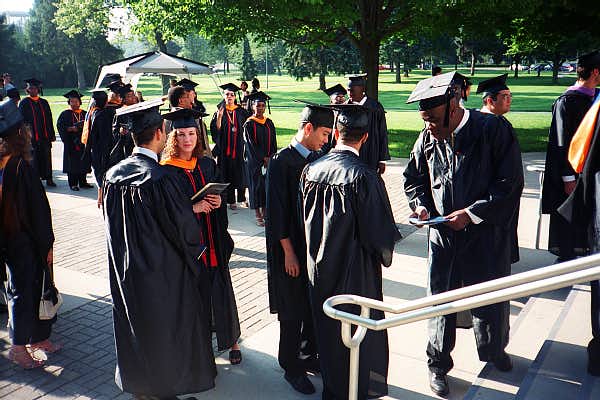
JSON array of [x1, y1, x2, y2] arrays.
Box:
[[322, 253, 600, 400]]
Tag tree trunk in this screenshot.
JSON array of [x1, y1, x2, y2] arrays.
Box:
[[552, 53, 562, 84], [513, 54, 521, 79], [154, 30, 170, 94], [74, 53, 86, 89], [470, 51, 476, 76], [395, 60, 401, 83], [318, 73, 326, 91], [359, 39, 381, 100]]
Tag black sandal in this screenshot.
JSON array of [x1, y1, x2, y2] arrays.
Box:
[[229, 349, 242, 365]]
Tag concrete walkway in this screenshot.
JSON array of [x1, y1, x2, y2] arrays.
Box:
[[0, 147, 576, 399]]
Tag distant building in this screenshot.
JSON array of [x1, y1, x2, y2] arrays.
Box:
[[2, 11, 29, 30]]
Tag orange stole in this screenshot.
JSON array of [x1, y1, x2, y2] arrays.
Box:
[[569, 97, 600, 173]]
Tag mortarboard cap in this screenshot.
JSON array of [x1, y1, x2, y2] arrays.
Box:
[[6, 88, 20, 100], [295, 99, 335, 128], [116, 98, 164, 134], [578, 50, 600, 69], [116, 83, 133, 99], [63, 90, 83, 99], [176, 78, 198, 90], [106, 80, 124, 93], [347, 74, 367, 87], [407, 71, 467, 110], [0, 98, 24, 137], [220, 83, 241, 92], [24, 78, 42, 87], [246, 91, 271, 104], [329, 104, 369, 131], [323, 84, 347, 97], [162, 107, 201, 129], [476, 74, 509, 97]]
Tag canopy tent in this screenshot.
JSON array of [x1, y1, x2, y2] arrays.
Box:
[[93, 51, 216, 91]]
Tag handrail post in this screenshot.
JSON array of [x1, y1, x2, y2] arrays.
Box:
[[340, 305, 370, 400]]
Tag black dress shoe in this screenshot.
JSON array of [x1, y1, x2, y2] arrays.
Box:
[[284, 373, 316, 394], [79, 182, 94, 189], [70, 186, 80, 191], [493, 351, 513, 372], [46, 180, 57, 187], [428, 371, 449, 397]]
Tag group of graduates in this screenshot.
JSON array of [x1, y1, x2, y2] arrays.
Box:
[[3, 48, 600, 400]]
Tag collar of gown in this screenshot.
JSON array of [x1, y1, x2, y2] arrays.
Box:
[[133, 146, 158, 162], [334, 143, 360, 156]]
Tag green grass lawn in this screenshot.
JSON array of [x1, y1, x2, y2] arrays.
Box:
[[37, 68, 573, 158]]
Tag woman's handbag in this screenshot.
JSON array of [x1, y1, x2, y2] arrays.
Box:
[[39, 269, 63, 320]]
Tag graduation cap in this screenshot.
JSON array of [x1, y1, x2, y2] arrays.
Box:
[[63, 90, 83, 99], [0, 98, 24, 137], [176, 78, 198, 91], [476, 74, 509, 97], [407, 71, 468, 127], [6, 88, 20, 100], [24, 78, 42, 87], [323, 84, 347, 97], [347, 74, 367, 88], [162, 107, 202, 129], [116, 83, 133, 99], [247, 91, 272, 113], [328, 104, 369, 132], [116, 98, 164, 134], [578, 50, 600, 69], [294, 99, 335, 128], [220, 83, 241, 92], [106, 80, 124, 93]]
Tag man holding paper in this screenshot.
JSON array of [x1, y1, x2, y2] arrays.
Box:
[[403, 72, 524, 397]]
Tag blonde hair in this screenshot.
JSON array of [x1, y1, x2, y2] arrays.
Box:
[[162, 127, 208, 159]]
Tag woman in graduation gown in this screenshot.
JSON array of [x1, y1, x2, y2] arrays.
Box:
[[56, 90, 92, 191], [0, 99, 60, 369], [243, 91, 277, 226], [162, 108, 242, 364]]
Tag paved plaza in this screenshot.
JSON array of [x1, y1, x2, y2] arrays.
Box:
[[0, 144, 593, 399]]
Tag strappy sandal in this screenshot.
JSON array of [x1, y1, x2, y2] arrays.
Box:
[[256, 217, 265, 227], [229, 349, 242, 365], [8, 347, 45, 369], [30, 339, 63, 354]]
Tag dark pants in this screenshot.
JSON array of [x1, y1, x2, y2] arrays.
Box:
[[33, 142, 53, 181], [548, 211, 587, 260], [5, 236, 54, 345], [226, 185, 246, 204], [68, 173, 88, 188], [279, 317, 316, 377], [220, 156, 246, 204], [589, 281, 600, 366]]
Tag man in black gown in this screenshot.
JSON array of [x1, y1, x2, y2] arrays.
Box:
[[345, 74, 390, 174], [265, 103, 334, 395], [103, 100, 216, 399], [403, 72, 524, 396], [300, 104, 401, 400], [542, 51, 600, 262]]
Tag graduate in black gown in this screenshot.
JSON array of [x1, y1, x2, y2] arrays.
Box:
[[300, 104, 401, 400], [244, 91, 277, 226], [103, 101, 216, 398], [210, 83, 249, 208], [542, 51, 600, 261], [161, 107, 242, 365], [18, 78, 56, 187], [265, 103, 334, 395], [345, 74, 390, 174], [56, 90, 93, 191], [403, 72, 524, 397], [108, 84, 138, 169], [0, 99, 60, 369], [323, 83, 347, 105]]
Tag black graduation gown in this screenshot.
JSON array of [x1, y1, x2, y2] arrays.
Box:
[[403, 111, 523, 373], [18, 97, 55, 180], [86, 107, 116, 186], [0, 155, 56, 345], [108, 114, 135, 169], [163, 157, 240, 351], [542, 89, 597, 257], [300, 150, 401, 400], [103, 153, 216, 397], [57, 109, 91, 174], [265, 145, 312, 320], [210, 106, 248, 190], [347, 98, 390, 170], [243, 117, 277, 209]]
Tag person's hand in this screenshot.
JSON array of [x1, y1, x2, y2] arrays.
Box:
[[263, 157, 270, 167], [378, 162, 386, 174], [47, 248, 53, 267], [193, 200, 214, 214], [205, 194, 221, 209], [409, 206, 429, 228], [284, 250, 300, 278], [444, 209, 472, 231], [97, 187, 103, 209], [564, 180, 577, 195]]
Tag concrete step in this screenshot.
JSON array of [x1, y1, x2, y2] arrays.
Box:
[[513, 284, 599, 400], [464, 288, 569, 400]]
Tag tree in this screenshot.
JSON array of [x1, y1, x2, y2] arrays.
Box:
[[123, 0, 438, 100], [239, 36, 258, 80]]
